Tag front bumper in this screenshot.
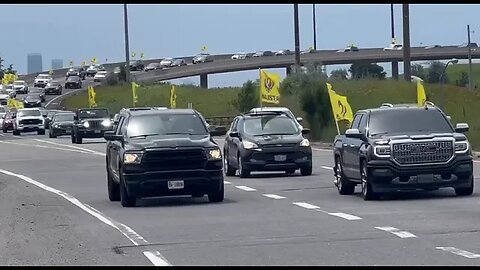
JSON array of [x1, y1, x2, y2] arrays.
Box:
[[241, 146, 312, 171], [16, 124, 45, 132], [23, 103, 42, 108], [367, 155, 473, 192], [34, 82, 46, 87], [52, 126, 72, 135], [76, 127, 112, 138]]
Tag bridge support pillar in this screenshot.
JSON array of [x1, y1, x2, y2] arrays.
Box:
[[392, 61, 399, 80], [200, 73, 208, 88], [286, 67, 292, 76]]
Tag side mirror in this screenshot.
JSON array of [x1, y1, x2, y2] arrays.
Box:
[[345, 128, 364, 139], [455, 123, 469, 133], [104, 131, 123, 141], [229, 131, 240, 138], [301, 128, 310, 135], [296, 117, 303, 123]]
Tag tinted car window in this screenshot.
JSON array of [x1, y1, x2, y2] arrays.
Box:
[[368, 109, 453, 136], [242, 116, 299, 136], [350, 114, 362, 129], [54, 113, 74, 121], [78, 109, 109, 119], [18, 110, 41, 117], [126, 114, 208, 137]]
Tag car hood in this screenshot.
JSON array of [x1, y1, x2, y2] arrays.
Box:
[[45, 85, 59, 88], [24, 97, 41, 102], [17, 115, 43, 120], [369, 131, 465, 143], [243, 133, 304, 146], [0, 94, 9, 99], [13, 85, 25, 88], [125, 134, 217, 151]]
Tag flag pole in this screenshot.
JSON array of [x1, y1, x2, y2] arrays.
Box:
[[259, 68, 262, 111], [334, 119, 340, 135]]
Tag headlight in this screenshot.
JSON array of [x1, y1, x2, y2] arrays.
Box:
[[208, 148, 222, 160], [102, 119, 112, 127], [374, 145, 391, 157], [299, 138, 310, 147], [83, 121, 90, 128], [455, 141, 469, 154], [124, 153, 143, 164], [54, 124, 59, 128], [242, 140, 259, 150]]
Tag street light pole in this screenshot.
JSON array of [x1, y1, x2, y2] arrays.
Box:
[[294, 4, 301, 70], [402, 4, 411, 81], [313, 4, 317, 51], [123, 4, 131, 83], [467, 24, 473, 90], [390, 4, 395, 41], [440, 58, 459, 110]]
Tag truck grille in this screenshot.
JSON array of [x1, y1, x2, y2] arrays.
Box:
[[143, 149, 207, 171], [20, 119, 42, 125], [84, 120, 101, 128], [392, 141, 454, 165]]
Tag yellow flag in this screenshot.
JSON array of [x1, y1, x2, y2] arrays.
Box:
[[140, 52, 144, 59], [88, 86, 97, 108], [201, 45, 207, 52], [170, 85, 177, 109], [132, 82, 139, 106], [7, 98, 15, 109], [49, 69, 53, 76], [91, 57, 97, 64], [417, 80, 427, 106], [14, 99, 24, 109], [327, 83, 354, 123], [131, 52, 136, 58], [81, 61, 86, 66], [260, 69, 281, 104]]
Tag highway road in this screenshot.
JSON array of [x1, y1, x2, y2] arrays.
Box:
[[1, 132, 480, 265]]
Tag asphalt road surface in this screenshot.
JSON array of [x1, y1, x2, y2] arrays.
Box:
[[1, 131, 480, 265]]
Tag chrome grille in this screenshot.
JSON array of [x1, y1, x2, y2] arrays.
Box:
[[392, 141, 454, 165]]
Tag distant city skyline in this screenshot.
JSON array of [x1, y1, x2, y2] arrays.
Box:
[[27, 53, 42, 74]]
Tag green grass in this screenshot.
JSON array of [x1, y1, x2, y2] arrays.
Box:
[[446, 63, 480, 88], [63, 80, 480, 149]]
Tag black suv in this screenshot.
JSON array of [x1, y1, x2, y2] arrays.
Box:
[[224, 111, 312, 178], [66, 67, 86, 80], [333, 103, 473, 200], [129, 60, 145, 71], [104, 109, 225, 207], [71, 108, 113, 144]]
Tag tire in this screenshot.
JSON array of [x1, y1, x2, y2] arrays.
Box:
[[300, 166, 312, 176], [75, 134, 83, 144], [224, 150, 236, 176], [361, 161, 380, 200], [285, 169, 296, 174], [49, 130, 57, 138], [2, 128, 6, 133], [13, 130, 20, 136], [71, 133, 76, 144], [208, 178, 224, 203], [335, 156, 355, 195], [107, 167, 120, 202], [238, 154, 250, 178], [119, 168, 136, 207], [37, 130, 45, 135], [455, 175, 474, 196]]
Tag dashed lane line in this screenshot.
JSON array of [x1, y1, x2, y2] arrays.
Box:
[[262, 194, 286, 200], [321, 166, 333, 170], [235, 185, 256, 192], [328, 212, 362, 221], [224, 181, 232, 185], [374, 226, 417, 239], [293, 202, 321, 210], [436, 247, 480, 259], [34, 139, 105, 156]]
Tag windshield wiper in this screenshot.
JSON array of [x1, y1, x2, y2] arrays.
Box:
[[130, 133, 160, 138]]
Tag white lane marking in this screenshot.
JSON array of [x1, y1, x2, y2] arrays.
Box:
[[293, 202, 321, 210], [328, 212, 362, 220], [224, 181, 232, 185], [473, 160, 480, 163], [321, 166, 333, 170], [235, 185, 256, 192], [311, 147, 332, 152], [143, 251, 171, 266], [0, 169, 171, 266], [263, 194, 286, 200], [374, 226, 417, 238], [34, 139, 105, 156], [436, 247, 480, 259], [0, 140, 94, 155]]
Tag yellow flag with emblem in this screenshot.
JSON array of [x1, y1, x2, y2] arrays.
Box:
[[170, 85, 177, 109], [326, 83, 353, 123], [14, 99, 24, 109], [260, 69, 281, 104], [132, 81, 139, 106], [417, 80, 427, 106], [88, 86, 97, 108]]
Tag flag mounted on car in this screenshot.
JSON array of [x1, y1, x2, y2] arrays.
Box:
[[259, 69, 281, 105]]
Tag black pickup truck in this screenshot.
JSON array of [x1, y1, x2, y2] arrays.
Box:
[[333, 103, 473, 200], [71, 108, 113, 144]]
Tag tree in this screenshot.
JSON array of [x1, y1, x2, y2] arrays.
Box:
[[349, 62, 386, 80], [231, 80, 259, 113], [411, 64, 426, 80], [455, 72, 469, 87], [427, 61, 448, 84], [329, 69, 348, 81]]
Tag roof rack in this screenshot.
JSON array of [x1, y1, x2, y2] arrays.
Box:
[[380, 103, 394, 108]]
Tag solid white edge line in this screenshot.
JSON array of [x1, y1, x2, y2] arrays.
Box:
[[34, 138, 105, 156], [262, 194, 286, 200], [328, 212, 362, 220], [143, 251, 171, 266], [292, 202, 320, 209], [436, 247, 480, 259], [235, 185, 256, 192], [224, 181, 232, 185], [321, 166, 333, 170], [0, 140, 94, 155], [374, 226, 417, 238]]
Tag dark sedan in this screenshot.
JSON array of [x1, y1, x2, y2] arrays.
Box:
[[44, 81, 63, 95], [129, 60, 144, 71], [171, 59, 187, 67], [23, 95, 42, 108], [66, 67, 86, 80], [145, 63, 161, 71], [28, 88, 46, 102], [49, 112, 75, 138], [65, 76, 82, 89]]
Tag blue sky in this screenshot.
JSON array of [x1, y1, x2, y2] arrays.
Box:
[[1, 4, 479, 87]]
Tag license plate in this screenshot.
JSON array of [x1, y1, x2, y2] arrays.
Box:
[[274, 154, 287, 162], [168, 180, 184, 189], [94, 130, 101, 133], [417, 174, 434, 183]]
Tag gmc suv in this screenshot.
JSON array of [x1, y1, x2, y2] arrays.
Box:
[[104, 109, 225, 207], [333, 103, 473, 200]]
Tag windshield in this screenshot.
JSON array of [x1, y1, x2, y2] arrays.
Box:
[[97, 71, 107, 75], [242, 116, 299, 136], [148, 63, 160, 67], [47, 111, 58, 117], [13, 81, 24, 85], [127, 113, 208, 137], [54, 113, 75, 121], [29, 88, 42, 93], [78, 109, 108, 119], [368, 109, 453, 136], [47, 81, 60, 86], [38, 75, 49, 79], [18, 110, 41, 117]]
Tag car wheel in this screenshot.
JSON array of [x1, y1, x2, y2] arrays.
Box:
[[75, 134, 83, 144], [224, 149, 236, 176], [455, 175, 474, 196], [2, 128, 6, 133], [207, 178, 224, 203], [361, 161, 379, 200], [119, 167, 136, 207], [300, 166, 312, 176], [107, 167, 120, 202], [285, 169, 296, 174], [49, 130, 56, 138], [238, 154, 250, 178], [13, 130, 20, 136], [335, 156, 355, 195], [71, 133, 76, 144], [37, 129, 45, 135]]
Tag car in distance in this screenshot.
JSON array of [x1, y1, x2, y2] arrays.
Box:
[[5, 84, 16, 98], [275, 49, 292, 56], [44, 110, 63, 129], [192, 53, 211, 64], [145, 62, 162, 71], [27, 87, 46, 102], [333, 102, 473, 200], [458, 42, 478, 48], [94, 70, 108, 82], [160, 58, 174, 68], [336, 45, 359, 53], [129, 60, 145, 71], [66, 67, 86, 80], [2, 111, 15, 133], [383, 42, 403, 51], [71, 108, 113, 144], [231, 52, 248, 60], [253, 51, 274, 57], [13, 80, 29, 94], [86, 64, 105, 77], [49, 112, 76, 138], [171, 58, 187, 67], [34, 74, 52, 88], [65, 76, 82, 89], [23, 94, 42, 108], [301, 48, 316, 54], [424, 45, 442, 49], [0, 90, 9, 105], [44, 81, 63, 95], [12, 108, 45, 135], [224, 111, 312, 178]]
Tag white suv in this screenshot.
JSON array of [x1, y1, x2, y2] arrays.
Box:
[[13, 108, 45, 136], [34, 74, 52, 88]]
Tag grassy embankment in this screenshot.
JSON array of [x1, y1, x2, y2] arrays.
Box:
[[63, 80, 480, 149]]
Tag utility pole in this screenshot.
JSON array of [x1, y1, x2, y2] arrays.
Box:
[[313, 4, 317, 51], [402, 4, 411, 81], [123, 4, 131, 83], [294, 4, 301, 70], [467, 24, 473, 90], [390, 4, 395, 41]]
